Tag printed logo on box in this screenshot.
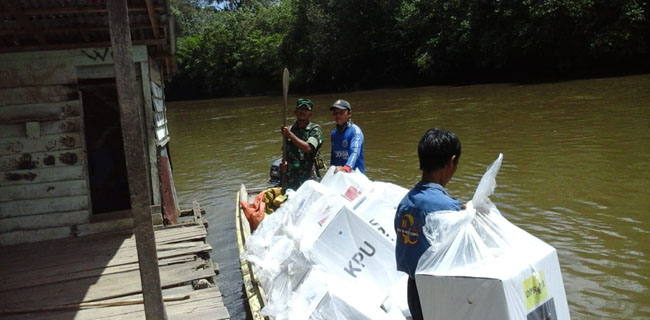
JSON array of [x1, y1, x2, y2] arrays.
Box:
[[523, 271, 548, 310], [344, 241, 376, 278], [344, 186, 360, 201]]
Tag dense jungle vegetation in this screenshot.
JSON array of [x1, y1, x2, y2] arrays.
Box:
[[166, 0, 649, 100]]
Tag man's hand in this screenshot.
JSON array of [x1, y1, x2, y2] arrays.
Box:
[[281, 126, 292, 139], [280, 161, 287, 173], [334, 165, 351, 173]]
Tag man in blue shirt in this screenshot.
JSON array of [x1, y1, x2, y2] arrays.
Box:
[[329, 99, 365, 174], [394, 128, 462, 320]]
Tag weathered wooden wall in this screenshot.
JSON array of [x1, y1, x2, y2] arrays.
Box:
[[0, 46, 167, 246]]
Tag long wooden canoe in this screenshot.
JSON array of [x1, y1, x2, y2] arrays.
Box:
[[235, 185, 269, 320]]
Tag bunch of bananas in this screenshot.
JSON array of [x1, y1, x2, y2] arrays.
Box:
[[262, 187, 287, 214]]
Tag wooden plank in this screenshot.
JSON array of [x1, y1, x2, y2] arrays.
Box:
[[159, 154, 178, 224], [166, 289, 230, 320], [0, 85, 79, 107], [0, 195, 88, 218], [0, 210, 88, 233], [0, 287, 225, 320], [0, 259, 216, 309], [0, 149, 86, 172], [77, 64, 116, 79], [76, 217, 134, 237], [169, 307, 231, 320], [140, 62, 161, 206], [0, 224, 208, 272], [154, 225, 207, 243], [0, 100, 80, 123], [0, 230, 135, 270], [0, 291, 217, 320], [0, 226, 71, 246], [0, 40, 165, 55], [144, 0, 161, 39], [155, 224, 207, 237], [0, 219, 227, 318], [0, 228, 208, 276], [156, 241, 208, 251], [0, 133, 83, 156], [149, 60, 162, 85], [23, 6, 164, 15], [107, 0, 164, 318], [2, 24, 160, 36], [0, 63, 76, 88], [0, 242, 209, 292], [0, 179, 87, 202], [77, 87, 93, 222], [0, 165, 84, 187], [1, 0, 47, 45], [0, 46, 148, 66], [0, 118, 80, 139]]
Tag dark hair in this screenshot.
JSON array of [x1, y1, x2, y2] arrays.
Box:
[[418, 128, 461, 172]]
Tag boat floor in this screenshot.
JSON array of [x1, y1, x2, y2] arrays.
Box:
[[0, 207, 230, 320]]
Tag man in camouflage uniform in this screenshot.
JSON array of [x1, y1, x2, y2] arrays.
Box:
[[280, 98, 324, 190]]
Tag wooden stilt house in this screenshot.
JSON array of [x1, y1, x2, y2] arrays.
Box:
[[0, 2, 228, 319], [0, 0, 179, 245]]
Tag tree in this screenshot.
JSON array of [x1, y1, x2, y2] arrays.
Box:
[[168, 0, 291, 99], [168, 0, 649, 99]]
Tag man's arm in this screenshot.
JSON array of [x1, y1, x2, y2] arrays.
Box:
[[344, 126, 364, 170], [307, 125, 323, 152], [281, 126, 312, 153]]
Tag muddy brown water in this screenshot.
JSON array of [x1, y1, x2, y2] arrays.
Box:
[[168, 74, 650, 319]]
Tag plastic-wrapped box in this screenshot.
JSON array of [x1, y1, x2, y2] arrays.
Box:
[[308, 205, 409, 320], [415, 154, 570, 320], [281, 268, 405, 320], [354, 181, 408, 244], [310, 206, 403, 293], [319, 166, 373, 207]]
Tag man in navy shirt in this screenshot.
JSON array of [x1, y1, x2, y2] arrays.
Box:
[[329, 99, 365, 174], [394, 128, 462, 320]]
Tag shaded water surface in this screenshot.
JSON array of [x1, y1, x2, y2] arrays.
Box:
[[167, 75, 650, 320]]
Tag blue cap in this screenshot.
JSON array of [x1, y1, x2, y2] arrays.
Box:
[[329, 99, 351, 111]]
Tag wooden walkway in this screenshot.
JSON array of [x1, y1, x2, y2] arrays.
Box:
[[0, 213, 229, 319]]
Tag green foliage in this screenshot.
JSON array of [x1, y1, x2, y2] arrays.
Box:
[[168, 0, 290, 99], [281, 0, 407, 91], [168, 0, 649, 99]]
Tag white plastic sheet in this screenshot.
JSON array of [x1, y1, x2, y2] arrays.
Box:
[[244, 170, 408, 319]]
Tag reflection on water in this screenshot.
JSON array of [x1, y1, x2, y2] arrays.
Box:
[[168, 75, 650, 320]]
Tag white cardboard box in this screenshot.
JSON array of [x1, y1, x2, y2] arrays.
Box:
[[354, 182, 408, 244], [308, 206, 408, 318], [310, 206, 402, 290], [416, 238, 570, 320]]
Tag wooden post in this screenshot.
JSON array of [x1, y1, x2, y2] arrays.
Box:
[[106, 0, 166, 319], [158, 154, 179, 224]]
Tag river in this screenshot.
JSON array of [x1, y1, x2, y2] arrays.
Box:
[[167, 74, 650, 320]]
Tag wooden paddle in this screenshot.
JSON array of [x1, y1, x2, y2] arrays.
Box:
[[281, 68, 289, 190]]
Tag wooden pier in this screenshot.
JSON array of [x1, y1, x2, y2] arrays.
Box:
[[0, 208, 229, 320]]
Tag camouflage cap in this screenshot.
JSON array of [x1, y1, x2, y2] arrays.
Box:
[[296, 98, 313, 111]]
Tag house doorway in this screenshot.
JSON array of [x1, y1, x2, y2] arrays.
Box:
[[79, 79, 131, 215]]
